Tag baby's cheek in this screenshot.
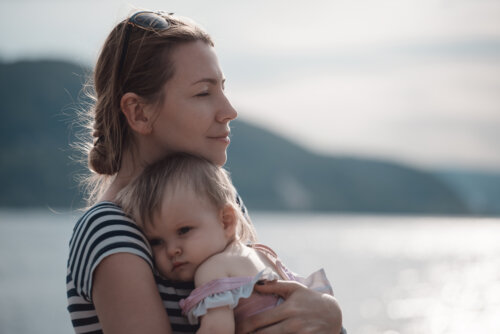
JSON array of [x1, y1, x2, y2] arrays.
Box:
[[159, 265, 172, 279], [153, 255, 170, 277]]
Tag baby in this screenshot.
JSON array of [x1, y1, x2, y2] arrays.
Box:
[[117, 153, 333, 333]]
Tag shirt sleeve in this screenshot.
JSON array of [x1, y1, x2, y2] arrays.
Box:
[[67, 202, 154, 302]]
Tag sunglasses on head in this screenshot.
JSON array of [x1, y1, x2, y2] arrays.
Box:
[[118, 11, 172, 76]]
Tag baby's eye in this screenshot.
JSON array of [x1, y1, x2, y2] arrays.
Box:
[[178, 226, 191, 235], [149, 238, 164, 247]]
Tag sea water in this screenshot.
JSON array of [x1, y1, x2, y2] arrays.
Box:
[[0, 209, 499, 334]]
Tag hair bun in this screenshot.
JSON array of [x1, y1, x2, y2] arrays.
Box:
[[89, 139, 117, 175]]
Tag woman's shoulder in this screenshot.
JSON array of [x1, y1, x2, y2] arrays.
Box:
[[71, 201, 140, 237], [68, 201, 151, 264], [76, 201, 129, 224], [67, 201, 154, 301]]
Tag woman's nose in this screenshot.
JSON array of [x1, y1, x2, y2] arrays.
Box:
[[216, 94, 238, 123]]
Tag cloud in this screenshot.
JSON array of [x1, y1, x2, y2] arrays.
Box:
[[1, 0, 499, 170], [229, 56, 500, 170]]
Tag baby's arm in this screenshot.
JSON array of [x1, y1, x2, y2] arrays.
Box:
[[193, 253, 239, 334], [195, 305, 234, 334]]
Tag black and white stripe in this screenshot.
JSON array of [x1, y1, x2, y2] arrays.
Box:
[[156, 277, 198, 334], [66, 201, 198, 333]]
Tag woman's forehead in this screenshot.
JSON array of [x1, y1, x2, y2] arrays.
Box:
[[169, 41, 223, 85]]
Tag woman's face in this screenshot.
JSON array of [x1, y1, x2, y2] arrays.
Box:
[[150, 40, 237, 166]]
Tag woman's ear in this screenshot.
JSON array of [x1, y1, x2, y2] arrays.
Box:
[[120, 92, 154, 135], [221, 204, 237, 238]]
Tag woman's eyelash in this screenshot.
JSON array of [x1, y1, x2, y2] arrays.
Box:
[[195, 92, 209, 97]]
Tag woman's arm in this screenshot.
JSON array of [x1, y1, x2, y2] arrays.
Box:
[[92, 253, 172, 334], [236, 280, 343, 334]]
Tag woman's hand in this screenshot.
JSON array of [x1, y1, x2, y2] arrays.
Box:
[[236, 280, 342, 334]]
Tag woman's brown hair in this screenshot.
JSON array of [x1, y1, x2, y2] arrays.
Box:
[[79, 11, 213, 204]]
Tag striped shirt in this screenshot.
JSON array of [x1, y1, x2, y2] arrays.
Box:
[[66, 201, 199, 334]]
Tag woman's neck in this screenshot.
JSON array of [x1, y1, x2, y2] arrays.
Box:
[[98, 138, 172, 202], [98, 148, 147, 202]]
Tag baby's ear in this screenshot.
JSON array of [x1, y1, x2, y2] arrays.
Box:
[[221, 204, 237, 238]]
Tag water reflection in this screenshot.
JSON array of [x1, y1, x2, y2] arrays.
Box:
[[385, 256, 500, 334], [0, 211, 498, 334], [253, 214, 500, 334]]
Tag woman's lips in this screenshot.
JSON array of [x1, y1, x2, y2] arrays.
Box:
[[208, 133, 230, 144]]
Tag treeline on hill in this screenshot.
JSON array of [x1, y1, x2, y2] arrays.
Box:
[[1, 60, 499, 215]]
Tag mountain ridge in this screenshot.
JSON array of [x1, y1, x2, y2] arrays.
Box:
[[1, 59, 498, 215]]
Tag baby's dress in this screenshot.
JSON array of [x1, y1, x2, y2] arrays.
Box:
[[179, 244, 333, 325]]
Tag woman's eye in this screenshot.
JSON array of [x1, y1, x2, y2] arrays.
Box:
[[195, 92, 209, 97], [178, 227, 191, 235], [149, 238, 164, 247]]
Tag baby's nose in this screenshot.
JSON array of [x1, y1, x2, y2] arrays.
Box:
[[167, 244, 181, 258]]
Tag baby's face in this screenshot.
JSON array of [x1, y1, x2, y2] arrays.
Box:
[[145, 187, 231, 281]]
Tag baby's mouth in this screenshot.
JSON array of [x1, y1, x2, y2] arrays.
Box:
[[172, 261, 187, 271]]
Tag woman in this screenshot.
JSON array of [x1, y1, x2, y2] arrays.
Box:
[[67, 10, 342, 334]]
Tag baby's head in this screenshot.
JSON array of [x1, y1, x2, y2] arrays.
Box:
[[117, 153, 256, 280]]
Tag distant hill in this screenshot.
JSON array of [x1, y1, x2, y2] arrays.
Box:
[[1, 59, 497, 215], [0, 60, 89, 208], [226, 121, 467, 213], [433, 170, 500, 215]]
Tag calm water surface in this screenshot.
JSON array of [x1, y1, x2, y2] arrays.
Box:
[[0, 209, 499, 334]]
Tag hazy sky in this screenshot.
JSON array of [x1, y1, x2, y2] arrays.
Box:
[[1, 0, 500, 171]]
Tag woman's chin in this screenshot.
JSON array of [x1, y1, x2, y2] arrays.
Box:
[[205, 151, 227, 167], [216, 155, 228, 167]]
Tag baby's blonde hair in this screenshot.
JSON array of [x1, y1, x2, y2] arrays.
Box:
[[117, 153, 257, 243]]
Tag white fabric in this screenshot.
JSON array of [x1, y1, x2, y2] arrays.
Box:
[[187, 268, 278, 324]]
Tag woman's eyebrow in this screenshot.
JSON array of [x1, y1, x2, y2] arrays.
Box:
[[191, 77, 226, 86]]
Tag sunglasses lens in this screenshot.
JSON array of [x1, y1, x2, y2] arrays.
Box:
[[118, 11, 171, 76], [132, 12, 170, 30]]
